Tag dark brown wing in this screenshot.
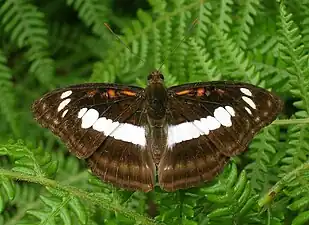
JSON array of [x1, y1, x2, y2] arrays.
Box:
[[158, 81, 283, 191], [32, 83, 155, 192]]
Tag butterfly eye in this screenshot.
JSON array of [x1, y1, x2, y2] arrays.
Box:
[[159, 74, 164, 80], [147, 74, 152, 80]]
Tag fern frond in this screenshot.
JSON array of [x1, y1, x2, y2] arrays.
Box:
[[137, 10, 162, 69], [195, 1, 212, 46], [148, 0, 167, 14], [52, 151, 85, 183], [0, 49, 18, 136], [278, 2, 309, 174], [48, 22, 89, 55], [91, 13, 151, 83], [66, 0, 109, 38], [187, 38, 221, 81], [245, 126, 281, 194], [130, 18, 150, 68], [0, 156, 15, 217], [275, 3, 309, 224], [91, 62, 117, 83], [300, 2, 309, 55], [280, 124, 309, 175], [2, 182, 38, 225], [214, 0, 234, 32], [0, 0, 54, 84], [0, 141, 57, 178], [28, 192, 87, 225], [156, 188, 199, 225], [248, 12, 281, 58], [249, 34, 280, 56], [169, 3, 188, 83], [0, 176, 15, 212], [286, 176, 309, 225], [90, 1, 200, 83], [160, 17, 172, 70], [200, 163, 260, 224], [278, 2, 309, 112], [260, 162, 309, 225], [212, 24, 259, 83], [249, 51, 290, 91], [233, 0, 261, 49]]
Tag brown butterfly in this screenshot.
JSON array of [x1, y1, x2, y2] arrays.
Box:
[[32, 71, 283, 192]]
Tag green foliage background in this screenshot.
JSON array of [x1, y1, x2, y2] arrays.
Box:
[[0, 0, 309, 224]]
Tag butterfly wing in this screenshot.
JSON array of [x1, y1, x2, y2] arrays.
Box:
[[32, 83, 155, 192], [158, 81, 283, 191]]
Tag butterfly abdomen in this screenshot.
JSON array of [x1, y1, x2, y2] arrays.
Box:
[[146, 124, 168, 164]]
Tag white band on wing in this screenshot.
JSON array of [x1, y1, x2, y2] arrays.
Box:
[[167, 106, 236, 147], [78, 108, 146, 146]]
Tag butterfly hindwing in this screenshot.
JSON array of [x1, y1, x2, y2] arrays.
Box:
[[158, 81, 283, 191], [87, 137, 156, 192], [32, 83, 155, 192]]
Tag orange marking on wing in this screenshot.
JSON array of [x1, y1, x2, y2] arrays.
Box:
[[196, 88, 205, 96], [87, 89, 97, 97], [176, 90, 191, 95], [107, 89, 116, 98], [121, 90, 136, 96]]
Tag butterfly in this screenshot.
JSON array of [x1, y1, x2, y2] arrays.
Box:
[[32, 71, 283, 192]]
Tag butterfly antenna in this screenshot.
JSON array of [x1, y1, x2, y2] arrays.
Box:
[[104, 23, 145, 64], [157, 18, 199, 72]]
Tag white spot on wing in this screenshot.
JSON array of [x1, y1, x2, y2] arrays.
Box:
[[193, 119, 209, 135], [214, 107, 232, 127], [61, 109, 68, 117], [225, 106, 235, 117], [167, 113, 227, 147], [81, 108, 99, 128], [93, 117, 119, 135], [92, 117, 146, 146], [78, 108, 88, 118], [167, 122, 202, 147], [205, 116, 220, 130], [242, 96, 256, 109], [240, 88, 252, 96], [60, 90, 72, 99], [93, 117, 110, 132], [245, 107, 252, 115], [166, 105, 243, 147], [57, 99, 71, 112], [111, 123, 146, 146]]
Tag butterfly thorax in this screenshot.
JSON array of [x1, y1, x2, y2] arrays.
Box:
[[145, 71, 168, 164], [145, 71, 168, 121]]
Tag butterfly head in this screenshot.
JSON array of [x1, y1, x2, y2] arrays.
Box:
[[147, 71, 164, 85]]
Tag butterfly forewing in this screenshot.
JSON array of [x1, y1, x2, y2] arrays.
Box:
[[32, 83, 155, 192], [158, 81, 283, 191]]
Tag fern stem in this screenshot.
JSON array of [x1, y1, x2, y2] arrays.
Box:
[[0, 169, 160, 225], [258, 161, 309, 207], [272, 118, 309, 125], [4, 170, 89, 225]]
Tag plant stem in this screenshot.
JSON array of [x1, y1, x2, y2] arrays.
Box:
[[258, 161, 309, 207], [0, 168, 160, 225]]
